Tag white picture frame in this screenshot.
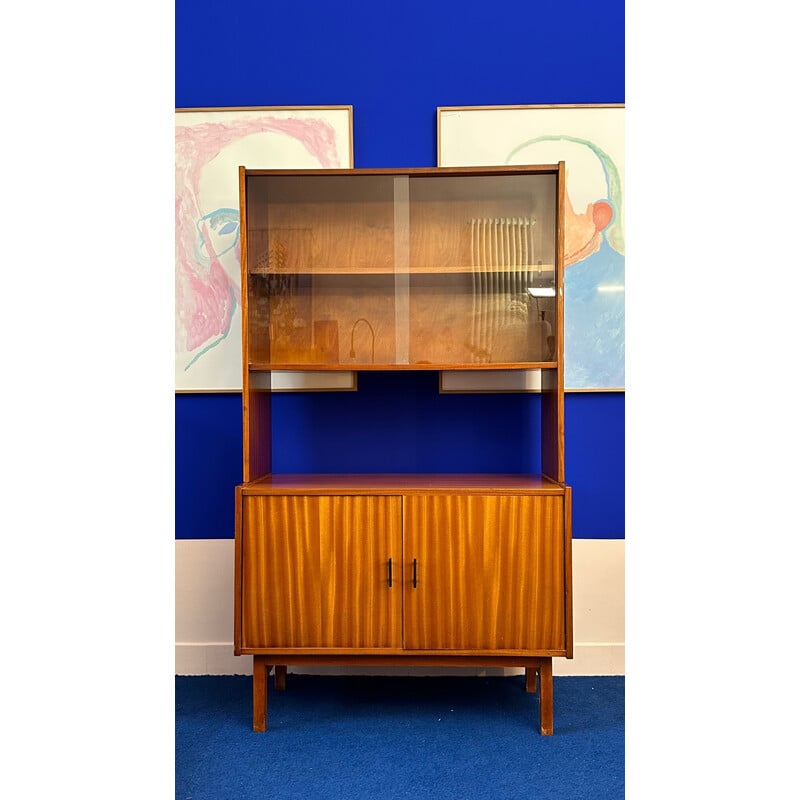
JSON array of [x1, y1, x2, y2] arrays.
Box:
[[175, 106, 354, 392], [438, 104, 624, 391]]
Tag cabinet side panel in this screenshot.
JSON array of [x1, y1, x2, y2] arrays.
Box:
[[564, 485, 574, 658], [239, 166, 250, 371], [241, 496, 323, 648], [322, 496, 403, 648], [233, 485, 243, 653]]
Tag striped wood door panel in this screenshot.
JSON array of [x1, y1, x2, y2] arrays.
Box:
[[241, 495, 402, 649], [403, 494, 565, 651]]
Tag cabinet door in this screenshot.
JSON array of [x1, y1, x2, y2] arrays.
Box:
[[241, 495, 402, 650], [403, 495, 566, 652]]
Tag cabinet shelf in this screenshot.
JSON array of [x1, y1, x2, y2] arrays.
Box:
[[249, 263, 556, 276], [248, 361, 558, 371], [241, 472, 566, 495]]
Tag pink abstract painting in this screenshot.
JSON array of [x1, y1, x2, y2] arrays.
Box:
[[175, 107, 352, 391]]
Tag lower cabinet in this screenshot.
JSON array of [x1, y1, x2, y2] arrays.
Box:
[[235, 486, 572, 734]]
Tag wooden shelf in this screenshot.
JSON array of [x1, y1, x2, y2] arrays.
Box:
[[242, 473, 566, 495], [248, 361, 558, 371], [249, 263, 557, 276]]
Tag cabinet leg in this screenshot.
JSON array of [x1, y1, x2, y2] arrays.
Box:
[[274, 665, 287, 691], [525, 667, 538, 693], [253, 656, 268, 732], [538, 658, 553, 735]]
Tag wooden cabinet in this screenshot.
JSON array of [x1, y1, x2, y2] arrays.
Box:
[[234, 166, 572, 734]]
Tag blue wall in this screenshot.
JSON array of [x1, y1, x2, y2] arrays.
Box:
[[175, 0, 625, 540]]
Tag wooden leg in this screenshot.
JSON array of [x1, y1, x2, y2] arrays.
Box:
[[274, 665, 287, 691], [538, 658, 553, 735], [252, 656, 268, 732], [525, 667, 538, 693]]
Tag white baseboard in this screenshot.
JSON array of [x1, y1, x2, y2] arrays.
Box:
[[554, 643, 624, 675], [175, 643, 248, 676], [176, 538, 624, 676], [175, 643, 624, 677]]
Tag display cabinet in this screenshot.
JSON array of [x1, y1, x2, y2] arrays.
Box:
[[234, 165, 572, 734]]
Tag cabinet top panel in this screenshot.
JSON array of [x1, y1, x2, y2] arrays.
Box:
[[241, 473, 565, 495], [241, 165, 562, 178]]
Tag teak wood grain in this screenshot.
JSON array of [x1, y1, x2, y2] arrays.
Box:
[[241, 495, 402, 649], [403, 494, 566, 652], [237, 490, 570, 656]]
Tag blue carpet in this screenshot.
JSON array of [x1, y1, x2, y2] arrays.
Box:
[[176, 674, 624, 799]]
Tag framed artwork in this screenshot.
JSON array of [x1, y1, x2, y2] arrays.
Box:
[[175, 106, 354, 392], [438, 104, 624, 391]]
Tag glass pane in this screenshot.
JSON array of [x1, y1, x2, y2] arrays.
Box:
[[244, 170, 558, 368], [246, 174, 396, 367], [408, 174, 557, 366]]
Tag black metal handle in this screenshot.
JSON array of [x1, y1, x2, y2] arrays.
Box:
[[387, 557, 393, 588], [412, 558, 418, 588]]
